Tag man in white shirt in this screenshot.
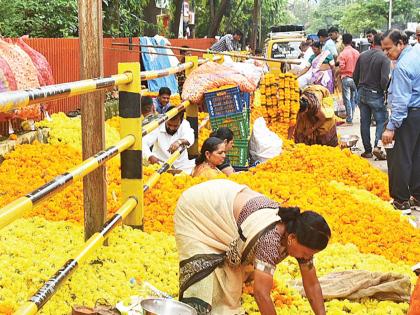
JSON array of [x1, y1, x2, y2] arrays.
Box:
[[143, 107, 195, 174]]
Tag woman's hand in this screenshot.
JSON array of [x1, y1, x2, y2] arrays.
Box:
[[253, 270, 276, 315], [299, 262, 326, 315]]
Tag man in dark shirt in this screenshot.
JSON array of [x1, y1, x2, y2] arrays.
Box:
[[353, 34, 390, 160]]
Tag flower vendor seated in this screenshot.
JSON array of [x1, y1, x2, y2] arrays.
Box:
[[210, 127, 235, 175], [175, 179, 331, 315], [191, 137, 226, 179], [153, 87, 172, 114], [294, 87, 338, 147], [142, 106, 195, 174]]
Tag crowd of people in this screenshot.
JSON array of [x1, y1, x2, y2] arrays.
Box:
[[293, 26, 420, 215], [138, 27, 419, 315]]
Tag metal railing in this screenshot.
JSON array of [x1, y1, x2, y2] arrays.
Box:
[[0, 52, 221, 314]]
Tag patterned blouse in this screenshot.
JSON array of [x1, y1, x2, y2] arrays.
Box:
[[237, 196, 313, 275]]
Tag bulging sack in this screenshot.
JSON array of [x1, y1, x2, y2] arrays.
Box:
[[249, 117, 283, 163]]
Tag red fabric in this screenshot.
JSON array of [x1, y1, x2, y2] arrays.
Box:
[[0, 39, 41, 120], [338, 46, 360, 79], [408, 276, 420, 315]]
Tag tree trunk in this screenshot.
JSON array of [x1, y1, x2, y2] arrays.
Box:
[[208, 0, 229, 37], [170, 0, 183, 38], [78, 0, 107, 241], [250, 0, 261, 51], [209, 0, 215, 21]]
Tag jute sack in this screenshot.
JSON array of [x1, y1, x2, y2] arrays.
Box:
[[292, 270, 411, 302]]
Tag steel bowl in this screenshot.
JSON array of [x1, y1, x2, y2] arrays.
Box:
[[339, 134, 359, 148], [141, 298, 197, 315]]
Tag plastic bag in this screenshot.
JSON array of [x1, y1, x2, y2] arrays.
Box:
[[182, 62, 257, 103], [249, 117, 283, 162], [16, 36, 54, 86]]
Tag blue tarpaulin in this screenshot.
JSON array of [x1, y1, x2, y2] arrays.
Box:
[[139, 37, 179, 94]]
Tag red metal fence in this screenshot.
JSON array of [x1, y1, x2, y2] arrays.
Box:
[[0, 37, 215, 136]]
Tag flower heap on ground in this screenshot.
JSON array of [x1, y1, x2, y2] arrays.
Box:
[[0, 218, 415, 314], [0, 113, 418, 314]]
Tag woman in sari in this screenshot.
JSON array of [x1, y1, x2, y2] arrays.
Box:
[[191, 137, 226, 179], [175, 179, 331, 315], [294, 87, 338, 147], [297, 41, 335, 93]]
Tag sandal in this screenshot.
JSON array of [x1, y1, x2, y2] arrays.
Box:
[[94, 298, 121, 315], [373, 148, 387, 161]]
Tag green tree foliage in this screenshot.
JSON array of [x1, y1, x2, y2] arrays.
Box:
[[305, 0, 348, 33], [340, 0, 419, 34], [303, 0, 419, 35], [194, 0, 289, 44], [0, 0, 152, 38], [0, 0, 78, 37]]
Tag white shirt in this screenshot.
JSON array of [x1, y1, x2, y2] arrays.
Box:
[[143, 120, 195, 173]]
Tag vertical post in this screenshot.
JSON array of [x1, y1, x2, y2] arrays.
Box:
[[118, 62, 143, 229], [78, 0, 106, 240], [185, 55, 199, 158], [388, 0, 393, 29]]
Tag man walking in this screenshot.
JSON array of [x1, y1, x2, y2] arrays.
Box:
[[328, 26, 344, 55], [381, 29, 420, 214], [353, 34, 390, 160], [210, 30, 243, 52], [338, 33, 359, 125]]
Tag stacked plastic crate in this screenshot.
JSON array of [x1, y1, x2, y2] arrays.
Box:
[[205, 85, 250, 167]]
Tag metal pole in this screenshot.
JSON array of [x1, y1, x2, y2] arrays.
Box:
[[185, 55, 199, 158], [13, 197, 138, 315], [0, 136, 135, 230], [118, 62, 143, 229], [112, 42, 302, 64], [388, 0, 392, 29]]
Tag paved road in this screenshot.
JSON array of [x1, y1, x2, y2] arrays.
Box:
[[336, 108, 420, 227]]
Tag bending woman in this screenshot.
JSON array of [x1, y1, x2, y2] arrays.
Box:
[[294, 87, 338, 147], [175, 179, 331, 315], [191, 137, 226, 179]]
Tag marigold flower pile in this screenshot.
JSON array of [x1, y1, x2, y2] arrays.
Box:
[[0, 113, 418, 314]]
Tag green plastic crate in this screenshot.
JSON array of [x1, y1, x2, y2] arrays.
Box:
[[227, 139, 249, 166], [210, 112, 249, 139]]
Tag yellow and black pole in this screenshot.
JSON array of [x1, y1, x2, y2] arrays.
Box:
[[185, 55, 199, 159], [0, 74, 132, 114], [143, 146, 187, 192], [142, 100, 191, 137], [0, 136, 135, 230], [14, 197, 138, 315], [118, 62, 143, 229]]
